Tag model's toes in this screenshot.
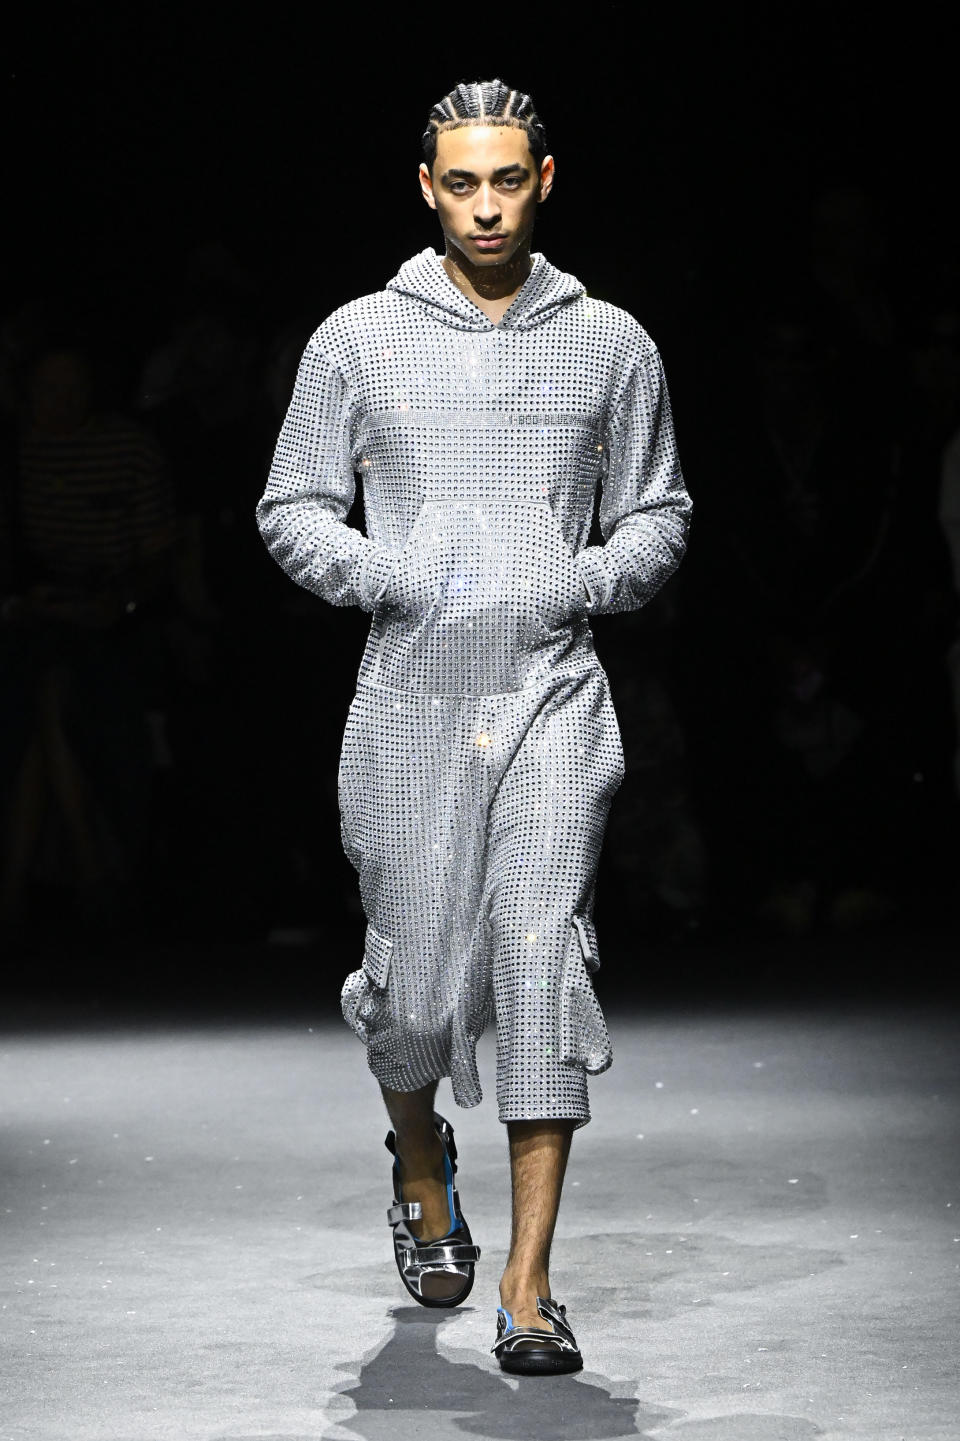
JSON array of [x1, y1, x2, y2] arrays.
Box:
[[510, 1331, 556, 1350], [420, 1271, 470, 1301]]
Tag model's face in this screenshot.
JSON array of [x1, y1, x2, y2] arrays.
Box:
[[419, 125, 554, 267]]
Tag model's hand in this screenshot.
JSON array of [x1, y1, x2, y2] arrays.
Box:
[[379, 547, 440, 619], [537, 548, 590, 629], [378, 536, 588, 629]]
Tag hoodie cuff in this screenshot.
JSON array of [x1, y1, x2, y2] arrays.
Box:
[[576, 547, 612, 614], [356, 542, 397, 613]]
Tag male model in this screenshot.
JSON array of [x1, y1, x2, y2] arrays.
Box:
[[256, 78, 692, 1375]]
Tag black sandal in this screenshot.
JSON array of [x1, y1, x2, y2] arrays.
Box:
[[491, 1296, 584, 1374], [385, 1112, 480, 1308]]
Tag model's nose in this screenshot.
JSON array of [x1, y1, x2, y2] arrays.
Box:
[[473, 183, 501, 224]]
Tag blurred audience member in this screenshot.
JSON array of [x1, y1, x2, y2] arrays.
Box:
[[605, 664, 705, 938], [0, 345, 176, 935], [137, 240, 270, 618], [941, 425, 960, 798]]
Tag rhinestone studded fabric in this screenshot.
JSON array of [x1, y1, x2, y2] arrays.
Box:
[[256, 249, 691, 1127]]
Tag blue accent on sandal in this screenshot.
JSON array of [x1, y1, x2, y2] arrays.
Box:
[[393, 1147, 463, 1241], [442, 1149, 462, 1234], [498, 1306, 515, 1330]]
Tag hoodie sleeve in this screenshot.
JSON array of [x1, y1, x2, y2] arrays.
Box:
[[575, 345, 692, 616], [255, 336, 396, 611]]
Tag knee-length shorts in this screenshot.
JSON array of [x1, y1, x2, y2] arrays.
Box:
[[337, 664, 624, 1129]]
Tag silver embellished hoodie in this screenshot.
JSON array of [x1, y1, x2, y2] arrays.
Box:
[[256, 247, 692, 698]]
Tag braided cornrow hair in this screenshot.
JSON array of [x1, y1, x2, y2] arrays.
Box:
[[421, 79, 548, 173]]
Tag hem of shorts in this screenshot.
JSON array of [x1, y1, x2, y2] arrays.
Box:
[[498, 1108, 591, 1130], [364, 1054, 485, 1110]]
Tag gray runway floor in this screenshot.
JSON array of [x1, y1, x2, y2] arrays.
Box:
[[1, 999, 958, 1440]]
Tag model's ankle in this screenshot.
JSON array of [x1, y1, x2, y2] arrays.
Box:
[[499, 1264, 550, 1300], [394, 1127, 444, 1175]]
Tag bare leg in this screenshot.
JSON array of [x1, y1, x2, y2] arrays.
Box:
[[498, 1118, 574, 1338], [380, 1081, 463, 1301]]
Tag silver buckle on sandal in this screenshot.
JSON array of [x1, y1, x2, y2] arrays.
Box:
[[387, 1201, 422, 1226]]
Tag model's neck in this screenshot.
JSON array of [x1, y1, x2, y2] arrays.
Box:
[[442, 242, 533, 323]]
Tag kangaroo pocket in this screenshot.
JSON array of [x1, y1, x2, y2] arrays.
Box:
[[375, 499, 585, 694]]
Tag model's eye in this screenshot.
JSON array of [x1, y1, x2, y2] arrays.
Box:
[[449, 182, 471, 194], [500, 177, 522, 189]]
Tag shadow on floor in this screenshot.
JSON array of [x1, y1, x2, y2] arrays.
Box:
[[329, 1305, 666, 1439]]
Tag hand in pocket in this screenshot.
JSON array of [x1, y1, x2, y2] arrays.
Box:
[[539, 546, 589, 630], [380, 543, 439, 620]]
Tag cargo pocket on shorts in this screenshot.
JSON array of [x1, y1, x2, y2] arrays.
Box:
[[341, 923, 393, 1043], [558, 911, 613, 1074]]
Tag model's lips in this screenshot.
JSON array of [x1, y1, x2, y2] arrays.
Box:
[[471, 235, 507, 248]]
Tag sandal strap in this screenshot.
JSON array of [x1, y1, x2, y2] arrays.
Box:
[[386, 1201, 422, 1225], [491, 1296, 580, 1356], [398, 1239, 481, 1266], [535, 1296, 576, 1342], [384, 1116, 458, 1169], [491, 1326, 576, 1356], [433, 1112, 458, 1167]]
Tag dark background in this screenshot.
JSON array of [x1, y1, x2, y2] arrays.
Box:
[[3, 6, 958, 1012]]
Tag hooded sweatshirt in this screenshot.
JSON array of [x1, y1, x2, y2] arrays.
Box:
[[256, 247, 691, 697]]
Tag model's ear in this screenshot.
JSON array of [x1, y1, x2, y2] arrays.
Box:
[[419, 162, 437, 210], [538, 155, 555, 204]]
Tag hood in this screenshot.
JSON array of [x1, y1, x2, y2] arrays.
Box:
[[385, 248, 586, 332]]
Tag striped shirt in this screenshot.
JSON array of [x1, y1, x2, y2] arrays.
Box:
[[18, 414, 175, 591]]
